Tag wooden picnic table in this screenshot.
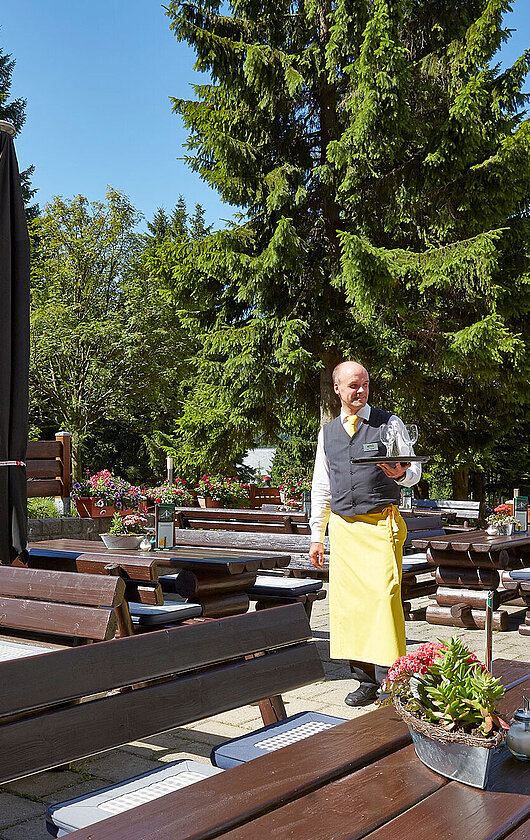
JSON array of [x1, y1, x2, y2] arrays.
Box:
[[411, 529, 530, 630], [30, 539, 290, 618], [67, 658, 530, 840]]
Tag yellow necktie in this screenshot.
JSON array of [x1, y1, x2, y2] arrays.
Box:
[[346, 415, 358, 437]]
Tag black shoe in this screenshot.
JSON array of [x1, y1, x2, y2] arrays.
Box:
[[344, 685, 379, 707]]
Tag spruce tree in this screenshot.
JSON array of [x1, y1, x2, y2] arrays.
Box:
[[0, 44, 38, 219], [162, 0, 530, 492]]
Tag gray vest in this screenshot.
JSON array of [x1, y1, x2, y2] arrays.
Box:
[[323, 407, 401, 517]]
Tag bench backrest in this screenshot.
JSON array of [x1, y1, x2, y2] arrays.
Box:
[[176, 506, 310, 535], [403, 514, 446, 547], [412, 499, 481, 521], [248, 486, 282, 507], [26, 435, 71, 499], [0, 566, 125, 643], [0, 604, 322, 784]]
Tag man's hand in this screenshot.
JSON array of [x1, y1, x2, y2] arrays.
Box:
[[378, 462, 410, 480], [309, 542, 325, 569]]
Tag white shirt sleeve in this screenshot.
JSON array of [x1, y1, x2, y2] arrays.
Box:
[[309, 428, 331, 543]]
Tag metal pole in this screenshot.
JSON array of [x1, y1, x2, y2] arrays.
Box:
[[485, 590, 494, 671], [166, 456, 174, 486]]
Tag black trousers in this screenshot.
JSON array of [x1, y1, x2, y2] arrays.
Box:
[[349, 660, 389, 689]]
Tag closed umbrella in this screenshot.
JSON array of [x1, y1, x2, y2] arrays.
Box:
[[0, 122, 30, 564]]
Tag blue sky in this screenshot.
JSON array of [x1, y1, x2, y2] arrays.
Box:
[[3, 1, 530, 231]]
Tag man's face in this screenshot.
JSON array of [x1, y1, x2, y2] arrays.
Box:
[[334, 364, 370, 414]]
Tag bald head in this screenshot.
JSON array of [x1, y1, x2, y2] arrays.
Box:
[[332, 361, 368, 386], [332, 361, 370, 414]]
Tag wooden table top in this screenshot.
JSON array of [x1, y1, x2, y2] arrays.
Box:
[[31, 539, 290, 574], [68, 658, 530, 840], [412, 530, 530, 554]]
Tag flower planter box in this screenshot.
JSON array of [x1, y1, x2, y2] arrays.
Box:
[[74, 497, 144, 519], [197, 496, 219, 509]]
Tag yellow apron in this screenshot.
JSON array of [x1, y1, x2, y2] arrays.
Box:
[[328, 505, 407, 667]]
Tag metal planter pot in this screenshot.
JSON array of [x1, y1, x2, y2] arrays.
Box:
[[394, 697, 504, 789], [407, 724, 502, 789]]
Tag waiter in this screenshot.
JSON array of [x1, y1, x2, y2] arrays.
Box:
[[309, 361, 421, 706]]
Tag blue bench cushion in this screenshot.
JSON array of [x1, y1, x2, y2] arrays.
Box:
[[402, 552, 431, 575], [128, 602, 202, 626], [248, 576, 323, 598], [46, 759, 222, 836], [29, 547, 82, 561], [506, 569, 530, 581], [211, 711, 347, 769]]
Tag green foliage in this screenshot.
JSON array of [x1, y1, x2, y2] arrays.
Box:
[[161, 0, 530, 487], [411, 638, 505, 736], [271, 434, 317, 488], [26, 497, 58, 519], [0, 42, 38, 219]]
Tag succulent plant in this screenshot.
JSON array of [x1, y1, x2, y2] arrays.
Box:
[[408, 638, 505, 735]]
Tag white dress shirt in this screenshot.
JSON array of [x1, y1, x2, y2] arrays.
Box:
[[309, 404, 422, 542]]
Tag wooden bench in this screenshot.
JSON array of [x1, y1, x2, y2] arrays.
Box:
[[412, 498, 481, 526], [0, 604, 322, 793], [0, 565, 130, 648], [248, 485, 281, 507], [501, 569, 530, 636], [175, 506, 310, 535], [26, 433, 71, 513]]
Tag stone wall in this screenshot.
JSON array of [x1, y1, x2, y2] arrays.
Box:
[[28, 517, 109, 542]]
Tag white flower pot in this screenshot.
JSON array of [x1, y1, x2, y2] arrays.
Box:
[[100, 533, 143, 550]]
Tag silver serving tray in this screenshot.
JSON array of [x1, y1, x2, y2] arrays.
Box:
[[350, 455, 431, 465]]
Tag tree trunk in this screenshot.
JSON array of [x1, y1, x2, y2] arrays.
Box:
[[320, 350, 341, 425], [470, 470, 485, 517], [70, 429, 82, 484], [415, 479, 430, 499], [451, 467, 469, 500]]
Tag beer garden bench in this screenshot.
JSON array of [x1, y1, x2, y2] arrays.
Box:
[[0, 565, 131, 652], [0, 605, 332, 835], [175, 505, 310, 535], [411, 498, 481, 526]]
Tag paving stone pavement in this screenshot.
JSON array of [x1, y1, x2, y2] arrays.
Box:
[[1, 596, 529, 838]]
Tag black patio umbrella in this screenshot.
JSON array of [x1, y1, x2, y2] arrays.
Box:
[[0, 122, 30, 564]]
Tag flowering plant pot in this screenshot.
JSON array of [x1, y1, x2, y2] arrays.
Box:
[[145, 479, 195, 506], [277, 471, 311, 507], [393, 695, 503, 788], [384, 638, 508, 788], [195, 475, 249, 508], [486, 503, 519, 535], [100, 512, 148, 549], [72, 470, 143, 515]]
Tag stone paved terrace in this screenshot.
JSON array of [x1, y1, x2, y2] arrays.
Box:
[[1, 596, 529, 839]]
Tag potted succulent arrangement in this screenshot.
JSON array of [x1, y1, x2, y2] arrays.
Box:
[[195, 475, 250, 508], [384, 637, 508, 788], [72, 469, 144, 518], [486, 503, 520, 536], [145, 479, 196, 507], [100, 512, 149, 550]]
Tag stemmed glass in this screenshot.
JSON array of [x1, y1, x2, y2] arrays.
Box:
[[380, 422, 399, 457], [404, 424, 418, 456]]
